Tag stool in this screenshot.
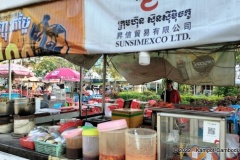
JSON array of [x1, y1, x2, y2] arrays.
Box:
[[227, 105, 240, 134]]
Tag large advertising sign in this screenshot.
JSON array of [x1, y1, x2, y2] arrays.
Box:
[[0, 0, 240, 57], [0, 0, 86, 61], [84, 0, 240, 53]]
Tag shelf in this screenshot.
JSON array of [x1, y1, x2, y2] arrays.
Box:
[[35, 111, 79, 124], [152, 108, 233, 118]]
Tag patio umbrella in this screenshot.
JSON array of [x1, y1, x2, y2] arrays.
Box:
[[0, 63, 34, 78], [21, 76, 39, 82], [43, 68, 81, 82], [14, 76, 39, 97]]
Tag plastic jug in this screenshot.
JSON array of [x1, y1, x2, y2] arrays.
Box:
[[125, 128, 156, 160], [82, 128, 99, 160], [97, 119, 128, 160], [62, 128, 83, 159]]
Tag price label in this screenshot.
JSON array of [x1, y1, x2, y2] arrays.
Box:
[[192, 151, 198, 159]]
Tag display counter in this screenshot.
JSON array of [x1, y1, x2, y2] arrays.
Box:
[[0, 110, 81, 159], [150, 108, 233, 160]]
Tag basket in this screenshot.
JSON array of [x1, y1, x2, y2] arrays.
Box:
[[53, 103, 62, 109], [59, 120, 83, 133], [34, 140, 65, 157], [19, 137, 35, 150]]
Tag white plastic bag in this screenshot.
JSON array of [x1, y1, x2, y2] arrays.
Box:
[[226, 134, 239, 158], [167, 130, 179, 142]]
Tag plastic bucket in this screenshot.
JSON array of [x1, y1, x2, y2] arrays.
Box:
[[125, 128, 156, 160], [62, 128, 83, 159], [97, 119, 128, 160]]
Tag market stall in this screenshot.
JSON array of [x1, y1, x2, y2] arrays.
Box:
[[0, 63, 34, 99], [0, 0, 240, 160], [154, 108, 231, 160]]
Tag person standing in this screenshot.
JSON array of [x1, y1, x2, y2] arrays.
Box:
[[161, 79, 181, 104], [36, 85, 42, 92]]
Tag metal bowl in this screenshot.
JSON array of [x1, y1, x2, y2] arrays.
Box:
[[14, 98, 35, 116], [0, 100, 14, 115]]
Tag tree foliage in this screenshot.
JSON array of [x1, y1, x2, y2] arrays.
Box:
[[213, 86, 239, 96], [236, 52, 240, 64], [26, 56, 79, 77]]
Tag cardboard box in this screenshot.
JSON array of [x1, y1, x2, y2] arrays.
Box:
[[112, 108, 143, 128]]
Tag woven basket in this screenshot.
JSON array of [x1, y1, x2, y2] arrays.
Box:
[[34, 140, 65, 157]]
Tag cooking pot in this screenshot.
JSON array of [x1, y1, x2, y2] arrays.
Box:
[[14, 98, 35, 116], [0, 116, 12, 125], [0, 123, 13, 133], [0, 100, 14, 115]]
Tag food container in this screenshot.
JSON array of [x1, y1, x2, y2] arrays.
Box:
[[59, 119, 83, 133], [62, 128, 83, 159], [82, 128, 99, 160], [14, 115, 35, 134], [0, 99, 14, 115], [125, 128, 156, 160], [19, 136, 35, 150], [112, 108, 143, 128], [98, 119, 128, 160], [48, 125, 60, 133], [0, 123, 13, 133], [14, 98, 35, 116]]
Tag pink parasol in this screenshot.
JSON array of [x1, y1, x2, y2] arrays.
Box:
[[43, 68, 81, 82], [0, 63, 34, 78]]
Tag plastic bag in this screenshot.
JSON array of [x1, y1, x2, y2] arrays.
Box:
[[178, 118, 189, 123], [167, 130, 179, 142], [226, 134, 239, 158]]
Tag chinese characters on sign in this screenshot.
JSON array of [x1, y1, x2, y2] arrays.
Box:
[[115, 9, 192, 48]]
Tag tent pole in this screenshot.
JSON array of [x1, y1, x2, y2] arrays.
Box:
[[194, 85, 195, 95], [20, 80, 22, 97], [164, 78, 166, 102], [8, 60, 12, 100], [20, 59, 22, 97], [79, 66, 83, 117], [102, 54, 107, 117], [155, 82, 157, 94], [27, 80, 29, 97]]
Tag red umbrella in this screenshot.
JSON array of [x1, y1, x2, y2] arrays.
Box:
[[0, 63, 34, 78], [43, 68, 81, 82]]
